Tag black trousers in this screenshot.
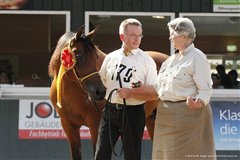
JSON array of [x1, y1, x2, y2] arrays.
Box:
[[95, 103, 145, 160]]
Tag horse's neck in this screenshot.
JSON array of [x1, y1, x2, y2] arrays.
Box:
[[96, 48, 106, 71]]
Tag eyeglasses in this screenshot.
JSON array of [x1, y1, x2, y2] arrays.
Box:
[[124, 34, 144, 39]]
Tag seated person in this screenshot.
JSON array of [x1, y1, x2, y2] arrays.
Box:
[[215, 65, 232, 88], [211, 73, 224, 89], [228, 69, 240, 89], [0, 71, 12, 84]]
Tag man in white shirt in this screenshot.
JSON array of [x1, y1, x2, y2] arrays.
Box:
[[95, 18, 158, 160]]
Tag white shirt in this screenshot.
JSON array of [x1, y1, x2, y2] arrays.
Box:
[[99, 48, 158, 105], [157, 44, 212, 105]]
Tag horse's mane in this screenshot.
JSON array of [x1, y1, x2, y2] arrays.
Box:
[[48, 32, 75, 77]]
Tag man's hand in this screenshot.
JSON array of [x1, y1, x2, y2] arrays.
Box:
[[117, 88, 131, 99], [117, 84, 158, 101]]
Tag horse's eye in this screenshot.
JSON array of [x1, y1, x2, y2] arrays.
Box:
[[73, 50, 79, 54], [76, 53, 85, 63]]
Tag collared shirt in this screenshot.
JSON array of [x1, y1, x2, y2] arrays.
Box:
[[99, 48, 158, 105], [157, 44, 212, 105]]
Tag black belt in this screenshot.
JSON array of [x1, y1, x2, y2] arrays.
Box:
[[107, 102, 144, 109], [162, 100, 186, 103]]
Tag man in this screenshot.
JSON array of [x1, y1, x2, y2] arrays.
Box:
[[95, 18, 158, 160]]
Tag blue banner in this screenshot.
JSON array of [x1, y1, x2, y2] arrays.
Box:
[[211, 101, 240, 150]]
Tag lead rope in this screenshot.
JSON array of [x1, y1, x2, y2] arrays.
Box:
[[106, 56, 125, 157], [107, 88, 123, 157], [107, 72, 126, 157], [107, 73, 136, 160], [107, 55, 136, 159], [117, 72, 137, 160]]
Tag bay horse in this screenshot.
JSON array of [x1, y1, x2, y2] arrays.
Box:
[[48, 26, 169, 160], [49, 26, 106, 160]]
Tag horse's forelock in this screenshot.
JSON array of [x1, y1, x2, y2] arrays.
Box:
[[73, 35, 96, 55], [82, 36, 95, 53]]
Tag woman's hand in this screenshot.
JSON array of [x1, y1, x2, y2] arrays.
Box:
[[186, 96, 205, 109]]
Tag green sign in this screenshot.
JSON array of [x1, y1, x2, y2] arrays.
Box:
[[227, 45, 237, 52], [214, 0, 240, 4], [213, 0, 240, 12]]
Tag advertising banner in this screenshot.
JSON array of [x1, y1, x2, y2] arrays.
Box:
[[18, 99, 151, 139], [18, 100, 91, 139], [213, 0, 240, 12], [19, 99, 240, 151], [211, 101, 240, 150]]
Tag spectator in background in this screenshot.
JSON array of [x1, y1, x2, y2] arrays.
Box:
[[228, 69, 240, 89], [0, 71, 12, 84], [215, 64, 232, 89], [0, 60, 13, 84], [211, 73, 224, 89]]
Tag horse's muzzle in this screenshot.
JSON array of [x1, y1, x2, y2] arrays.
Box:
[[84, 79, 106, 101]]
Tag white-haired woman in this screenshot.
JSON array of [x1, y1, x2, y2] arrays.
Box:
[[152, 17, 216, 159]]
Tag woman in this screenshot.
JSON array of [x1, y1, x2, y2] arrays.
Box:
[[152, 17, 216, 160]]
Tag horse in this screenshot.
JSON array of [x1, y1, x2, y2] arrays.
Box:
[[48, 26, 106, 160], [48, 26, 169, 159]]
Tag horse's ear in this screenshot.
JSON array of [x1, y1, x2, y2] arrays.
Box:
[[88, 25, 99, 40], [76, 25, 85, 40]]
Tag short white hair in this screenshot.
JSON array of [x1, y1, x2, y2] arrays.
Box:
[[119, 18, 142, 35], [168, 17, 196, 41]]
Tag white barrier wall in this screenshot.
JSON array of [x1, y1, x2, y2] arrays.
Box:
[[0, 86, 239, 159]]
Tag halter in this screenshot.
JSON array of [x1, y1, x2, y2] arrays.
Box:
[[79, 71, 99, 82], [72, 68, 99, 82]]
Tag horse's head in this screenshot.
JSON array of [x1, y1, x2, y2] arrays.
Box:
[[60, 25, 106, 101]]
